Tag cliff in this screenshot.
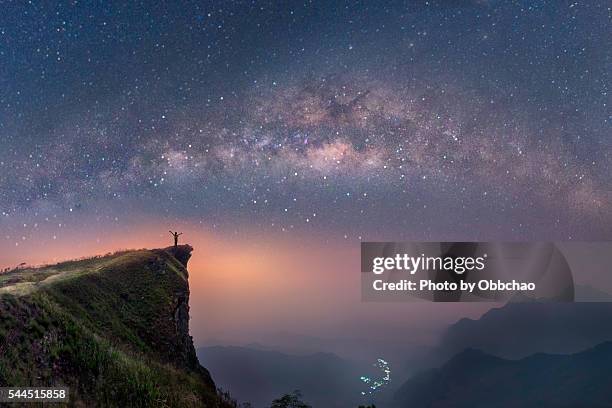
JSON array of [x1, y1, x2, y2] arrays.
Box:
[[0, 245, 232, 407]]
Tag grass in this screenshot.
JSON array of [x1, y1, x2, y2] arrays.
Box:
[[0, 248, 236, 407]]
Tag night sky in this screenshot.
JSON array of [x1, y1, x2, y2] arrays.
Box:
[[1, 0, 611, 254]]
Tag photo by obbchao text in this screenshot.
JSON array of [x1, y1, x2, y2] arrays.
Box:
[[360, 242, 609, 302]]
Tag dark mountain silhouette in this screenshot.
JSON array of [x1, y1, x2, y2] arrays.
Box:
[[0, 245, 234, 407], [394, 341, 612, 408], [435, 301, 612, 361], [197, 345, 365, 408]]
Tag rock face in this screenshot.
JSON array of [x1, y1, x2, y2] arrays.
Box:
[[0, 245, 228, 407], [159, 245, 214, 386], [165, 244, 194, 269]]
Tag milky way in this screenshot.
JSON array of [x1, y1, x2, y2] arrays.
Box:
[[0, 0, 610, 249]]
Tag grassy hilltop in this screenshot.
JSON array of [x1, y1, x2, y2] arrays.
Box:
[[0, 245, 233, 407]]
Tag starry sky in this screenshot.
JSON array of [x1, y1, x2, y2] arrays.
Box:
[[0, 0, 610, 362], [0, 0, 611, 253]]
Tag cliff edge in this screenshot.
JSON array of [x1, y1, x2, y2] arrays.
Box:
[[0, 245, 231, 407]]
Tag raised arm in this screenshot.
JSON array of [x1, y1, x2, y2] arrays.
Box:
[[178, 232, 183, 236], [169, 230, 174, 235]]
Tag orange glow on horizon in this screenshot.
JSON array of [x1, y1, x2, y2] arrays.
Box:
[[0, 220, 491, 354]]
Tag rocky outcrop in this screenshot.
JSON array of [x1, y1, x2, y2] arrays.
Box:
[[165, 244, 194, 268], [163, 246, 216, 388]]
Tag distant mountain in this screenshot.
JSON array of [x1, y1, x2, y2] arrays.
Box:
[[226, 331, 432, 369], [197, 345, 366, 408], [395, 341, 612, 408], [435, 302, 612, 361]]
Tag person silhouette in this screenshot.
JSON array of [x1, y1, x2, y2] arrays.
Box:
[[169, 231, 183, 247]]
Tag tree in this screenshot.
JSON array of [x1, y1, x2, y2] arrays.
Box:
[[270, 390, 311, 408]]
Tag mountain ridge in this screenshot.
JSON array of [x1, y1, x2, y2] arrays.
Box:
[[435, 301, 612, 361], [395, 341, 612, 408]]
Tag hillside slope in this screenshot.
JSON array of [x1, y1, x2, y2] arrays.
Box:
[[0, 245, 231, 407]]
